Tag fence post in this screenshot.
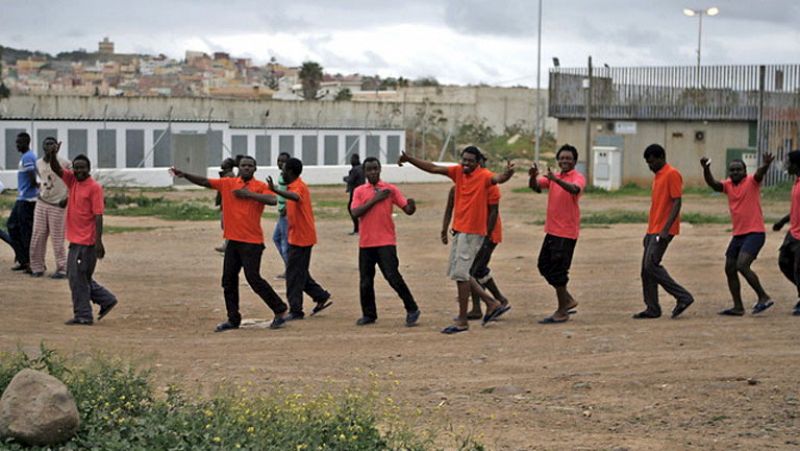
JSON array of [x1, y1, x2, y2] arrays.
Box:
[[756, 65, 766, 182], [584, 56, 593, 183]]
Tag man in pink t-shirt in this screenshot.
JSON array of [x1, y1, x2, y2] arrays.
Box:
[[773, 149, 800, 316], [350, 157, 420, 327], [701, 153, 774, 316], [49, 148, 117, 326], [528, 144, 586, 324]]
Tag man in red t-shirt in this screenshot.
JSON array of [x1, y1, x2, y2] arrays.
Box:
[[172, 156, 289, 332], [773, 149, 800, 316], [635, 144, 694, 320], [350, 157, 420, 327], [701, 153, 774, 316], [49, 148, 117, 326], [529, 144, 586, 324], [267, 158, 331, 320], [398, 146, 514, 334]]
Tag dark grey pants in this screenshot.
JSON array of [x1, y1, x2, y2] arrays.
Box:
[[778, 233, 800, 297], [641, 234, 693, 314], [286, 244, 330, 316], [67, 244, 116, 321]]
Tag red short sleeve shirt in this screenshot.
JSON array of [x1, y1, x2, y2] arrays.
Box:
[[487, 184, 502, 244], [352, 180, 408, 248], [648, 164, 682, 235], [62, 170, 104, 246], [722, 175, 765, 236], [537, 170, 586, 240], [286, 177, 317, 247], [447, 165, 494, 236], [208, 177, 272, 244]]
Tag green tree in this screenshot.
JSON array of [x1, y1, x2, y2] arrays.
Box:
[[413, 76, 439, 87], [299, 61, 324, 100], [334, 88, 352, 101]]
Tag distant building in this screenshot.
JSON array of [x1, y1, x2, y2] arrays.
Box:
[[98, 37, 114, 55]]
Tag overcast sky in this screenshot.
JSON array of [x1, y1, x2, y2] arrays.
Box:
[[2, 0, 799, 86]]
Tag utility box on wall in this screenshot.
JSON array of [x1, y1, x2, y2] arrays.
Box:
[[592, 146, 622, 190]]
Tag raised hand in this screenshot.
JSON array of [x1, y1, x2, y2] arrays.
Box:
[[397, 151, 410, 166], [266, 175, 275, 191], [700, 157, 711, 168], [169, 166, 185, 178], [504, 160, 515, 176], [545, 166, 555, 180], [763, 152, 775, 166], [528, 163, 539, 178]]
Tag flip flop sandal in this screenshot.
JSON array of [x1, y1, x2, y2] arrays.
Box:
[[310, 300, 333, 316], [538, 316, 568, 324], [718, 308, 745, 316], [751, 300, 774, 314], [482, 307, 505, 326], [493, 304, 512, 321], [441, 325, 469, 334]]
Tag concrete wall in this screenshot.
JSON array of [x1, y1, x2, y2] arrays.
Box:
[[0, 87, 556, 136], [0, 164, 453, 190], [556, 119, 752, 186]]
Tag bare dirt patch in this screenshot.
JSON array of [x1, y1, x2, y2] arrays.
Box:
[[1, 177, 798, 450]]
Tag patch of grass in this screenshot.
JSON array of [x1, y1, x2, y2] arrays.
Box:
[[104, 226, 163, 235], [105, 193, 219, 221], [530, 210, 733, 226], [0, 345, 444, 450]]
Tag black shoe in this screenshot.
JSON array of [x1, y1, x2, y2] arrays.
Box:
[[356, 316, 376, 326], [65, 318, 93, 326], [632, 310, 661, 319], [49, 271, 67, 279], [269, 316, 286, 329], [671, 300, 694, 319], [405, 310, 420, 327], [284, 312, 305, 321], [30, 271, 44, 278], [793, 300, 800, 316], [98, 300, 118, 320], [214, 321, 239, 332], [11, 263, 29, 272]]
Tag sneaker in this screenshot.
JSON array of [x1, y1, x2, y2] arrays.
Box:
[[356, 316, 376, 326], [284, 312, 305, 321], [65, 318, 93, 326], [269, 316, 286, 329], [98, 300, 118, 320], [405, 310, 421, 327], [50, 272, 67, 280], [275, 273, 286, 280], [214, 321, 239, 332], [30, 271, 44, 278], [793, 300, 800, 316]]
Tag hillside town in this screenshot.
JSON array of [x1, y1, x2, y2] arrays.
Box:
[[0, 37, 442, 101]]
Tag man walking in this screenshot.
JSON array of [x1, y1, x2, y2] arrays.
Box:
[[48, 147, 117, 325], [398, 146, 514, 334], [267, 158, 332, 320], [350, 157, 420, 327], [272, 152, 291, 279], [701, 154, 774, 315], [773, 149, 800, 316], [7, 132, 38, 273], [171, 156, 289, 331], [635, 144, 694, 319], [344, 153, 365, 235], [528, 144, 586, 324], [29, 137, 70, 278]]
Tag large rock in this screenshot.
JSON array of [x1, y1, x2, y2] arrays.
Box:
[[0, 369, 80, 446]]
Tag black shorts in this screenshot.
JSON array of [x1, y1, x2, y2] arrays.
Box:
[[537, 234, 577, 287], [725, 232, 765, 259]]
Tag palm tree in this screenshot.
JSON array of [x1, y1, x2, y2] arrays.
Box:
[[299, 61, 323, 100]]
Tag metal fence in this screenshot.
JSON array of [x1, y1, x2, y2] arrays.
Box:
[[549, 64, 800, 184]]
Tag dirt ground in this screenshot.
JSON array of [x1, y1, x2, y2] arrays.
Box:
[[1, 176, 799, 450]]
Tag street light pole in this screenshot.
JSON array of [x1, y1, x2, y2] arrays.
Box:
[[683, 7, 719, 87], [534, 0, 543, 163]]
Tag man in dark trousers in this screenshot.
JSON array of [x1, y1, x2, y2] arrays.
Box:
[[171, 156, 289, 331], [350, 157, 420, 327], [701, 153, 774, 315], [398, 146, 514, 334], [773, 149, 800, 316], [267, 158, 332, 320], [635, 144, 694, 319], [7, 132, 38, 273], [344, 153, 365, 235], [48, 145, 117, 325], [528, 144, 586, 324]]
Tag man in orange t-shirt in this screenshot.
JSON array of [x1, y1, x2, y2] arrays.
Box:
[[635, 144, 694, 320], [773, 149, 800, 316], [399, 146, 514, 334], [172, 156, 289, 332], [267, 157, 331, 320], [529, 144, 586, 324], [701, 153, 774, 316]]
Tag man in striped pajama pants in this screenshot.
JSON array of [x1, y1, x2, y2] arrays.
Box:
[[29, 137, 70, 278]]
